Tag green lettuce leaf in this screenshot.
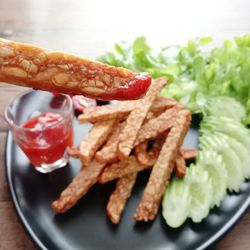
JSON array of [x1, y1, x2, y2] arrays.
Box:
[[98, 34, 250, 124]]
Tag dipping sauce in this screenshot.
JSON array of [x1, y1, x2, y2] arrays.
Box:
[[20, 112, 73, 166]]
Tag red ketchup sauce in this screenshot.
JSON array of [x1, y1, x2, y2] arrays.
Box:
[[20, 112, 73, 166], [98, 73, 152, 101]]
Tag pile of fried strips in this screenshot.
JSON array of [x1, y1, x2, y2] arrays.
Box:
[[51, 77, 196, 224]]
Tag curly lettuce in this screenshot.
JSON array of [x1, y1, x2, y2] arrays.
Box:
[[98, 34, 250, 125]]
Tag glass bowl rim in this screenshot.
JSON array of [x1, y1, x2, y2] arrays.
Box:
[[4, 90, 73, 132]]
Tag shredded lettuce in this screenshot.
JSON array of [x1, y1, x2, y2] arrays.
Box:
[[98, 34, 250, 125]]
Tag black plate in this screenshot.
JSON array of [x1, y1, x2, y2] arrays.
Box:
[[5, 91, 250, 250]]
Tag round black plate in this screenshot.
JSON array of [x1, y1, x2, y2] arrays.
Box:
[[5, 91, 250, 250]]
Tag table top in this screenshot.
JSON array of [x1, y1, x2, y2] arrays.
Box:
[[0, 0, 250, 249]]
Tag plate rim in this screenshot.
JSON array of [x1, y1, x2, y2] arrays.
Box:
[[5, 132, 47, 250], [5, 121, 250, 250]]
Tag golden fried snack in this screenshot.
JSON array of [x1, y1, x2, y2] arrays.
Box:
[[0, 38, 151, 100], [145, 110, 161, 122], [78, 119, 116, 166], [152, 137, 166, 153], [134, 141, 153, 166], [106, 173, 137, 224], [135, 137, 165, 166], [79, 101, 134, 123], [118, 78, 167, 160], [68, 146, 79, 158], [99, 149, 194, 184], [175, 151, 186, 177], [134, 109, 191, 221], [134, 105, 182, 146], [180, 148, 197, 160], [78, 96, 176, 124], [98, 156, 149, 184], [95, 121, 125, 164], [52, 161, 105, 213]]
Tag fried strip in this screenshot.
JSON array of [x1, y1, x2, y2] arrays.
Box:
[[118, 78, 168, 160], [180, 148, 197, 160], [78, 119, 116, 166], [135, 138, 165, 166], [99, 156, 149, 184], [175, 151, 186, 177], [134, 109, 191, 221], [98, 148, 193, 184], [95, 121, 125, 164], [68, 146, 79, 158], [0, 39, 151, 101], [99, 141, 194, 184], [78, 96, 176, 124], [145, 110, 161, 122], [134, 105, 182, 146], [68, 140, 195, 167], [79, 101, 134, 123], [134, 141, 152, 166], [52, 161, 105, 213], [106, 173, 137, 224]]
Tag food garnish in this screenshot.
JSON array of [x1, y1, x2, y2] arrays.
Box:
[[163, 97, 250, 227], [99, 35, 250, 124]]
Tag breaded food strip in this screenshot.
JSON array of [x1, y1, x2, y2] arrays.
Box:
[[95, 121, 125, 164], [118, 78, 167, 160], [79, 101, 134, 123], [145, 110, 161, 122], [0, 39, 151, 101], [180, 148, 197, 160], [78, 96, 176, 124], [134, 110, 191, 221], [106, 173, 137, 224], [68, 146, 79, 158], [68, 135, 195, 168], [134, 105, 182, 146], [69, 133, 195, 168], [135, 141, 153, 166], [99, 156, 149, 184], [78, 119, 116, 166], [135, 139, 195, 170], [52, 161, 105, 213], [98, 148, 194, 184], [135, 137, 165, 166], [175, 151, 186, 177]]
